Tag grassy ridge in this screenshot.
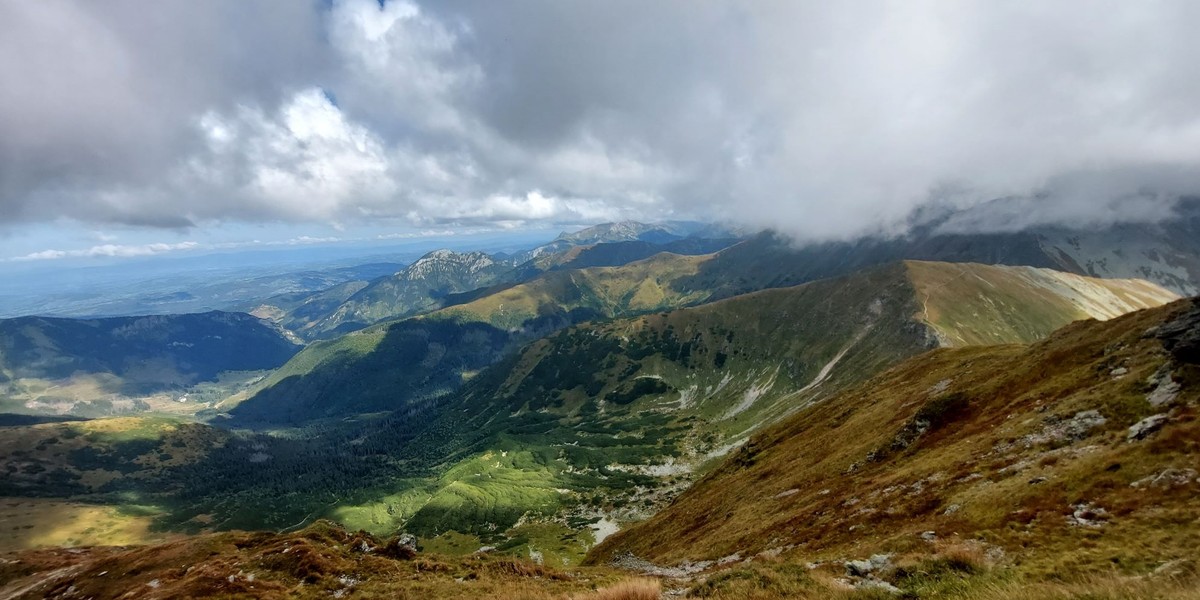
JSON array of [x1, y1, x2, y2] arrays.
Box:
[[229, 252, 713, 425], [290, 263, 1175, 554], [592, 298, 1200, 586]]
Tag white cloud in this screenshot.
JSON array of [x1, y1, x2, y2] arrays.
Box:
[[12, 241, 199, 261], [187, 88, 396, 220], [3, 1, 1200, 238]]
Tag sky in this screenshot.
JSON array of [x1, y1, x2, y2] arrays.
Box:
[[3, 0, 1200, 263]]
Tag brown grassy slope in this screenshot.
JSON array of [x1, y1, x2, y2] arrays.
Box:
[[0, 520, 642, 600], [906, 260, 1179, 346], [433, 251, 711, 330], [590, 298, 1200, 577]]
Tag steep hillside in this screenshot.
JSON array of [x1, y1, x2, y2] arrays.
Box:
[[297, 249, 515, 339], [0, 521, 647, 600], [248, 280, 369, 333], [906, 260, 1179, 345], [591, 298, 1200, 597], [228, 252, 713, 424], [0, 263, 1178, 573], [0, 312, 299, 415], [218, 262, 1174, 559]]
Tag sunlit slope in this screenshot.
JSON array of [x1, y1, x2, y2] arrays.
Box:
[[228, 252, 712, 424], [301, 250, 515, 339], [306, 262, 1178, 544], [3, 262, 1176, 568], [591, 298, 1200, 580], [905, 260, 1179, 345], [434, 251, 711, 329]]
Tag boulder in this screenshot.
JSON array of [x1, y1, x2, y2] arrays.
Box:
[[1128, 414, 1170, 441]]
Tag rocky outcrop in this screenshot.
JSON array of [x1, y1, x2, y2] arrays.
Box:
[[1152, 298, 1200, 364]]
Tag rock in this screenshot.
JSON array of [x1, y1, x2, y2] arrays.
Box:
[[1153, 300, 1200, 364], [1067, 410, 1107, 436], [1025, 410, 1107, 446], [1131, 468, 1198, 489], [942, 504, 961, 515], [378, 533, 419, 559], [395, 533, 418, 549], [845, 554, 893, 577], [1028, 476, 1047, 485], [845, 560, 874, 578], [1146, 367, 1181, 408], [920, 531, 937, 541], [1128, 413, 1170, 441], [1110, 367, 1128, 378], [1067, 502, 1108, 528], [844, 552, 892, 576], [857, 578, 903, 594]]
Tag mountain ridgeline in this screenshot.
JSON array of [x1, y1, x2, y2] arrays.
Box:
[[681, 206, 1200, 303], [228, 251, 716, 424], [249, 222, 742, 341], [0, 311, 298, 395], [2, 217, 1200, 600], [167, 261, 1175, 544]]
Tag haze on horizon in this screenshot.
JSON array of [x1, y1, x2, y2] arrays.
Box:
[[3, 0, 1200, 262]]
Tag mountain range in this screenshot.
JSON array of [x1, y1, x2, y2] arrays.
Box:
[[1, 214, 1198, 599]]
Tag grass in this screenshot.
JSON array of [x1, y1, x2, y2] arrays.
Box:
[[593, 298, 1199, 585], [676, 556, 1200, 600], [0, 521, 633, 600], [906, 260, 1178, 346], [575, 578, 661, 600], [2, 262, 1182, 575], [0, 498, 177, 552]]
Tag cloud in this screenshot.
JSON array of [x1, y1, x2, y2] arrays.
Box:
[[12, 241, 199, 261], [3, 0, 1200, 240]]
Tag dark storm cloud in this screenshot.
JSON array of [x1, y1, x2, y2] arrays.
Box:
[[3, 1, 1200, 238]]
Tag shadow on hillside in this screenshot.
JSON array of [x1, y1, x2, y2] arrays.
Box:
[[226, 319, 515, 428], [674, 230, 1060, 301], [226, 305, 608, 429]]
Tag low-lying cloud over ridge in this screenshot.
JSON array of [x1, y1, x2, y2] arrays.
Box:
[[3, 0, 1200, 240]]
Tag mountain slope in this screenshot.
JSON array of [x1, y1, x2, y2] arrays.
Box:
[[0, 263, 1180, 570], [590, 298, 1200, 588], [267, 236, 741, 342], [906, 260, 1179, 345], [227, 252, 715, 424], [0, 312, 299, 411], [681, 205, 1200, 302], [508, 221, 686, 264], [296, 249, 515, 339], [228, 262, 1175, 547]]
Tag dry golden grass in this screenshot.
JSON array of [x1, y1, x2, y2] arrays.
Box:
[[575, 578, 661, 600], [0, 498, 177, 552], [967, 574, 1200, 600]]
